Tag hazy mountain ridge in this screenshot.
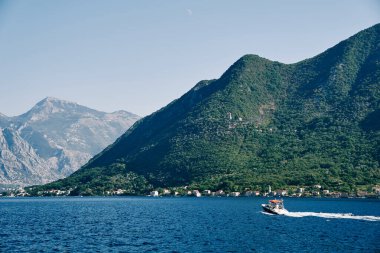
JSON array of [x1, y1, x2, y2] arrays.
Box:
[[31, 24, 380, 195], [0, 97, 140, 187]]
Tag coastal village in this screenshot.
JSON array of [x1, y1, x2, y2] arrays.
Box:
[[147, 185, 380, 198], [1, 185, 380, 198]]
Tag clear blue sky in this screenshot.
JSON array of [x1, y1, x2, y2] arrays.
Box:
[[0, 0, 379, 117]]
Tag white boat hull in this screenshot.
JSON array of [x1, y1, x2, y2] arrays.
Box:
[[262, 204, 288, 215]]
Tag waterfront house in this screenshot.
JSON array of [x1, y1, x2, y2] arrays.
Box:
[[203, 190, 211, 195], [230, 192, 240, 197], [150, 191, 159, 197], [277, 190, 288, 196], [114, 189, 126, 195], [192, 190, 201, 197], [162, 189, 171, 195], [215, 190, 225, 196], [322, 190, 330, 195], [356, 191, 368, 197]]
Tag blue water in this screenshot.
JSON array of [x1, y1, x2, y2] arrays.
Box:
[[0, 197, 379, 252]]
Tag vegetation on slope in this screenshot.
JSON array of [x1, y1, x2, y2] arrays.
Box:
[[27, 24, 380, 196]]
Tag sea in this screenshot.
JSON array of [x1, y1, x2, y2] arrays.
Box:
[[0, 197, 379, 253]]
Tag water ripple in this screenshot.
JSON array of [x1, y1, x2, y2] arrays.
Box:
[[0, 197, 379, 252]]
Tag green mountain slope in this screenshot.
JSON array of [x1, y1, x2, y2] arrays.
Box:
[[29, 24, 380, 195]]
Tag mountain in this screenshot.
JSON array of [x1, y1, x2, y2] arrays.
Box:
[[0, 97, 140, 187], [0, 128, 59, 186], [0, 113, 10, 128], [31, 24, 380, 195]]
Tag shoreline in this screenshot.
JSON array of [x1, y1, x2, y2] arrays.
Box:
[[1, 195, 379, 200]]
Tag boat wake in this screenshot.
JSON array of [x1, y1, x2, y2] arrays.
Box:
[[283, 211, 380, 221]]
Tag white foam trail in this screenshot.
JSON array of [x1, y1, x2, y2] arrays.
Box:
[[284, 212, 380, 221]]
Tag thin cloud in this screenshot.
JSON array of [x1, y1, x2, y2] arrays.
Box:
[[186, 8, 193, 16]]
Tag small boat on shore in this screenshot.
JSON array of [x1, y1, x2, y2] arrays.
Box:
[[262, 199, 288, 215]]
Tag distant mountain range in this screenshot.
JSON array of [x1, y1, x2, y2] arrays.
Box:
[[31, 24, 380, 196], [0, 97, 139, 187]]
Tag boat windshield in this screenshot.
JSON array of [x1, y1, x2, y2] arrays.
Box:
[[268, 200, 284, 208]]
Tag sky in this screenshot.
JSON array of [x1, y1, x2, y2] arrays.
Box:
[[0, 0, 379, 117]]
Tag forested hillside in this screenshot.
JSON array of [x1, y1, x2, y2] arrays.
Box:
[[29, 24, 380, 195]]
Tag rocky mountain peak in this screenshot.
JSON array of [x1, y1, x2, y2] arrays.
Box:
[[0, 98, 140, 187], [20, 97, 86, 122]]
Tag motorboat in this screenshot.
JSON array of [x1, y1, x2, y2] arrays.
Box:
[[261, 199, 288, 215]]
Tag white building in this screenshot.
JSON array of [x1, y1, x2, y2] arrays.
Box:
[[215, 190, 225, 196], [114, 189, 126, 195], [192, 190, 201, 197], [150, 191, 159, 197], [203, 190, 211, 195], [230, 192, 240, 197], [162, 189, 171, 195]]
